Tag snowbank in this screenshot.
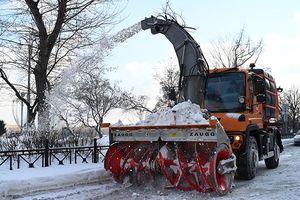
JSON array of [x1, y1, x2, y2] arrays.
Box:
[[0, 164, 110, 198], [132, 101, 208, 126]]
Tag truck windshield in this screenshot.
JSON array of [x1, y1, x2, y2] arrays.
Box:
[[205, 72, 245, 112]]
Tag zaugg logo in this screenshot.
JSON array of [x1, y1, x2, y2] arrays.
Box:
[[114, 132, 133, 137], [190, 131, 215, 137]]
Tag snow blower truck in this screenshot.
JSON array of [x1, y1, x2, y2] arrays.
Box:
[[104, 16, 236, 195], [103, 16, 282, 195]]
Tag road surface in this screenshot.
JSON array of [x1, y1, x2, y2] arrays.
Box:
[[17, 140, 300, 200]]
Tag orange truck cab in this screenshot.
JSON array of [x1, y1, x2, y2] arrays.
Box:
[[205, 64, 283, 180]]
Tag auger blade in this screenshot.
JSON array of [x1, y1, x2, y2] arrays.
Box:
[[105, 142, 236, 195], [158, 143, 185, 189], [177, 143, 201, 191], [158, 142, 213, 191], [104, 142, 160, 184], [104, 143, 133, 182], [177, 142, 215, 192], [209, 144, 236, 195], [122, 142, 159, 185]]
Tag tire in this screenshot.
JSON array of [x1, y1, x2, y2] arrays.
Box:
[[265, 136, 280, 169], [237, 136, 259, 180]]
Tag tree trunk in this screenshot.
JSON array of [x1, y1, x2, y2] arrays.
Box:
[[96, 118, 103, 139], [35, 58, 50, 134]]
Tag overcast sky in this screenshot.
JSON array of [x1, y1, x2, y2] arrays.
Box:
[[1, 0, 300, 126]]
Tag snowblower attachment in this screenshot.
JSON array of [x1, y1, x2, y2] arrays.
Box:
[[104, 118, 236, 195], [104, 16, 236, 195]]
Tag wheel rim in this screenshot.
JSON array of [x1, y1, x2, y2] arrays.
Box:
[[274, 142, 280, 161], [274, 139, 280, 161], [251, 146, 259, 169]]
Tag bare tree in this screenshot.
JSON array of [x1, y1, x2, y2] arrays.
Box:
[[153, 57, 180, 111], [0, 0, 120, 134], [120, 93, 154, 121], [51, 63, 124, 138], [281, 86, 300, 133], [50, 57, 155, 137], [159, 1, 187, 28], [209, 28, 263, 68], [50, 59, 144, 138]]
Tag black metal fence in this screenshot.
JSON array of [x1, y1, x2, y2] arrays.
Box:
[[0, 138, 110, 170]]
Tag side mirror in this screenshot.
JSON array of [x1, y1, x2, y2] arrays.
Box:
[[255, 79, 265, 94], [257, 94, 266, 103]]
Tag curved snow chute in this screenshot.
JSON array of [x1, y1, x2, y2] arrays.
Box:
[[141, 16, 209, 108]]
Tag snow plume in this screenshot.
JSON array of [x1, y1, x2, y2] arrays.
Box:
[[48, 22, 142, 127], [111, 22, 142, 44], [55, 21, 142, 86], [58, 21, 141, 77], [136, 100, 209, 126], [81, 22, 142, 68]]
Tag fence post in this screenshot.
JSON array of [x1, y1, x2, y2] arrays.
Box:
[[17, 154, 20, 169], [93, 138, 98, 163], [10, 155, 13, 170], [45, 139, 49, 167]]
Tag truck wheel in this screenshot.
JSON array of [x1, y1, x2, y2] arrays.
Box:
[[264, 136, 280, 169], [238, 136, 259, 180]]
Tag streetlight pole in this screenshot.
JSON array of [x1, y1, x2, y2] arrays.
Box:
[[21, 99, 23, 129], [282, 103, 288, 136], [20, 92, 26, 131], [27, 43, 31, 133]]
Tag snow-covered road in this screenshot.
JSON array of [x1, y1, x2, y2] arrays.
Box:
[[90, 140, 300, 200], [1, 139, 299, 200]]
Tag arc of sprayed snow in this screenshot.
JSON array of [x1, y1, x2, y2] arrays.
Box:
[[111, 22, 142, 44], [49, 22, 143, 108], [84, 22, 143, 67]]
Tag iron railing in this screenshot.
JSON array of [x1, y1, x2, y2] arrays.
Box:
[[0, 138, 110, 170]]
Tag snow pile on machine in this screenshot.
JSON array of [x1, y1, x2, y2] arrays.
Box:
[[104, 101, 236, 195], [136, 100, 208, 125]]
